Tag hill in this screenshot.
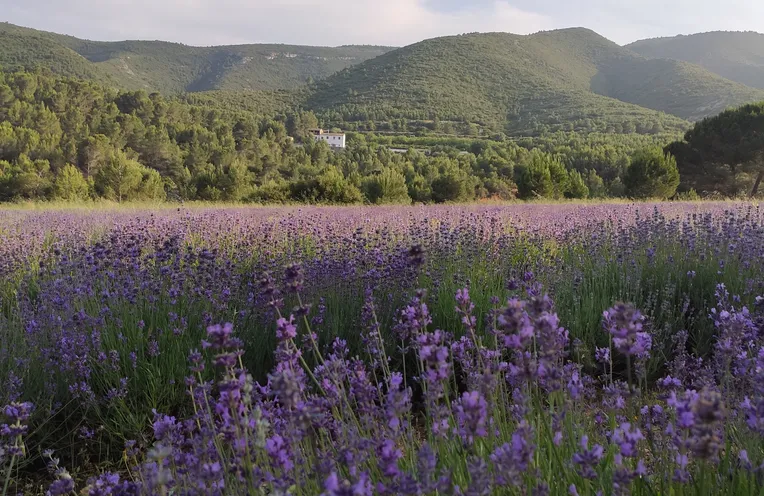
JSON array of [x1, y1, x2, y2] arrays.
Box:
[[627, 31, 764, 90], [592, 57, 764, 121], [3, 23, 764, 139], [0, 22, 394, 93], [309, 29, 764, 135]]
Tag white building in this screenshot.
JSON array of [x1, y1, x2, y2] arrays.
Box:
[[310, 129, 346, 149]]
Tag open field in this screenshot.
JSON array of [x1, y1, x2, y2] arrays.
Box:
[[1, 202, 763, 495]]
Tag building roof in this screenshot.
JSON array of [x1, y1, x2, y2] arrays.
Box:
[[310, 128, 345, 137]]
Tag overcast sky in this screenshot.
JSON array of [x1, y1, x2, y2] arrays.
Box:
[[3, 0, 764, 47]]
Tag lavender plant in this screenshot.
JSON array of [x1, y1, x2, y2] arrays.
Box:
[[0, 202, 761, 494]]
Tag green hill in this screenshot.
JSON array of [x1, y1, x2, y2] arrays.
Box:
[[627, 31, 764, 90], [0, 22, 394, 93], [592, 57, 764, 121], [308, 29, 764, 135], [4, 22, 764, 139]]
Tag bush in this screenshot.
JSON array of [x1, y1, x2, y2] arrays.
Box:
[[624, 147, 680, 199], [431, 174, 469, 203], [53, 164, 90, 201], [674, 188, 700, 201], [362, 168, 411, 204], [565, 170, 589, 199]]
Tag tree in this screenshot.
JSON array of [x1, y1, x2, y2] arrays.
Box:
[[251, 179, 290, 204], [624, 147, 680, 199], [54, 164, 90, 201], [481, 176, 516, 200], [668, 102, 764, 197], [547, 154, 570, 198], [80, 135, 113, 179], [306, 166, 363, 204], [608, 177, 626, 198], [406, 173, 431, 203], [94, 150, 145, 202], [431, 173, 469, 203], [136, 168, 167, 201], [216, 156, 253, 201], [0, 155, 53, 200], [565, 170, 589, 199], [584, 169, 606, 198], [516, 150, 566, 199], [362, 168, 411, 204]]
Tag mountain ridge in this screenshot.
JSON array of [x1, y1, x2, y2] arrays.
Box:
[[2, 22, 764, 137], [0, 22, 395, 93], [627, 31, 764, 90], [308, 29, 764, 134]]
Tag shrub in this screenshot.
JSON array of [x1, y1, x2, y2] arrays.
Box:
[[624, 147, 680, 199]]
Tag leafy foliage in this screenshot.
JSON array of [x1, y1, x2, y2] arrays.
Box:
[[361, 168, 411, 204], [594, 57, 764, 121], [623, 147, 680, 199], [5, 22, 764, 147], [668, 101, 764, 197]]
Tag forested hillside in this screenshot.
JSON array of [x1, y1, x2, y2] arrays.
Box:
[[309, 29, 764, 134], [309, 29, 694, 135], [0, 22, 393, 93], [628, 31, 764, 90], [1, 22, 763, 202], [0, 68, 693, 203], [4, 23, 764, 139]]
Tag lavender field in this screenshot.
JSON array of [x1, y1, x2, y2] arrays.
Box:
[[1, 203, 764, 495]]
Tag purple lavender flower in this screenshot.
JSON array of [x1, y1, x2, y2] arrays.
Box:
[[266, 434, 294, 471], [284, 263, 304, 293], [612, 422, 644, 460], [690, 388, 725, 461], [47, 477, 75, 496], [396, 290, 432, 343], [595, 347, 611, 365], [572, 435, 604, 479], [490, 421, 535, 487], [385, 372, 411, 433], [378, 439, 402, 478], [276, 315, 298, 343], [602, 303, 651, 358], [453, 391, 488, 445], [407, 244, 425, 269], [202, 322, 237, 350]]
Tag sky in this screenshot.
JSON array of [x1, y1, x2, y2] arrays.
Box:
[[3, 0, 764, 47]]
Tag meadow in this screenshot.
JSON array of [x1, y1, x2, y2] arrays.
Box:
[[0, 202, 763, 495]]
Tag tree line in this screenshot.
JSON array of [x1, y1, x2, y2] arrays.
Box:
[[0, 68, 755, 203]]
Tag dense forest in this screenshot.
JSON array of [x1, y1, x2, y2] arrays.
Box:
[[0, 68, 709, 203]]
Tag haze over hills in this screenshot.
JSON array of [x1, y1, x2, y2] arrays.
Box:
[[0, 22, 394, 93], [628, 31, 764, 90], [1, 22, 764, 136]]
